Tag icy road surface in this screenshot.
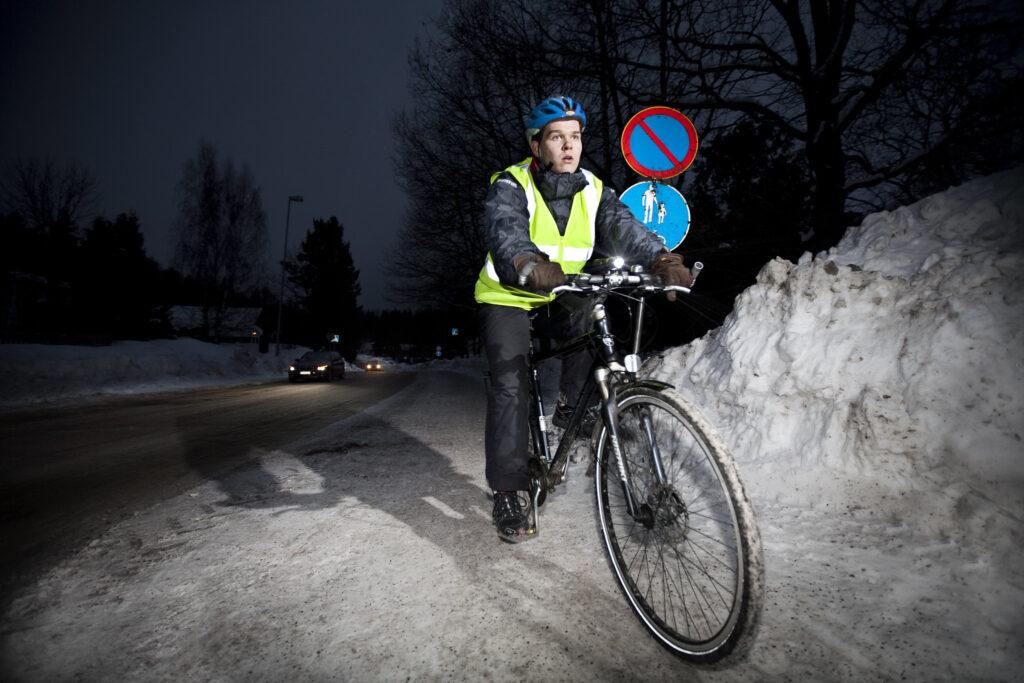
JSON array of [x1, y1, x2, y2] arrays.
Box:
[[2, 369, 1015, 680], [0, 375, 413, 598]]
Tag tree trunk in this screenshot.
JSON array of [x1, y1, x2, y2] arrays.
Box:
[[806, 128, 848, 251]]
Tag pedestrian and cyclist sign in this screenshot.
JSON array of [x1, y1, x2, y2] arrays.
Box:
[[620, 106, 698, 179], [621, 181, 690, 250]]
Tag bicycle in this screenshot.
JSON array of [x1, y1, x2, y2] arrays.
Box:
[[523, 258, 763, 663]]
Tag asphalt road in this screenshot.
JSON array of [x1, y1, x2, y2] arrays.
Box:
[[0, 372, 415, 599]]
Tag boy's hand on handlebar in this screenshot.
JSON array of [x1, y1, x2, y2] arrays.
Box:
[[514, 253, 566, 292], [530, 261, 567, 291], [651, 252, 694, 301]]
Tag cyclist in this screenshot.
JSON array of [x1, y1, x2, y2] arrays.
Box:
[[476, 95, 694, 542]]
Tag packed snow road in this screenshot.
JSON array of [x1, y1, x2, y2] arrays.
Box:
[[1, 368, 1018, 680], [0, 374, 414, 598], [2, 369, 691, 680]]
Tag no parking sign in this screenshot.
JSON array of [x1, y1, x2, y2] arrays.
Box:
[[620, 106, 698, 180]]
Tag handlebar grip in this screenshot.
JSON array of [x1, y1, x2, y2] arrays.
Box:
[[691, 261, 704, 286]]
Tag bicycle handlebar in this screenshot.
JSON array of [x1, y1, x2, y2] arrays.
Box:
[[551, 260, 703, 296]]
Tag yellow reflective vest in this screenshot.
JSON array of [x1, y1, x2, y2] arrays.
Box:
[[474, 158, 603, 309]]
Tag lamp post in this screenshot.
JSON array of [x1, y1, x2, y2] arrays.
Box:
[[275, 194, 304, 356]]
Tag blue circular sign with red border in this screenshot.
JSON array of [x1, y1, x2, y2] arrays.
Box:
[[621, 106, 699, 179]]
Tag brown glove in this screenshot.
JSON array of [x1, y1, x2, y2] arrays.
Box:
[[514, 253, 566, 292], [650, 252, 693, 301]]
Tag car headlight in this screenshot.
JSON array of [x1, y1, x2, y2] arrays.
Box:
[[366, 363, 372, 369], [288, 366, 295, 371], [375, 363, 382, 369], [317, 364, 328, 371]]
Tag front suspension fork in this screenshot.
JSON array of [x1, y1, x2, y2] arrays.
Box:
[[595, 366, 641, 519]]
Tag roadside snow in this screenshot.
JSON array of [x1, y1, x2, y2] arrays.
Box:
[[0, 339, 304, 409], [647, 166, 1024, 677], [0, 336, 457, 411]]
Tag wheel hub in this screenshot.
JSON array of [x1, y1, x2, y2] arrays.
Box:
[[637, 485, 688, 533]]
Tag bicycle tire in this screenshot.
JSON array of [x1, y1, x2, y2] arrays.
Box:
[[594, 386, 763, 662]]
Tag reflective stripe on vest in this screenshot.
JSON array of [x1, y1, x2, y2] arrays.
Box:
[[475, 159, 602, 310]]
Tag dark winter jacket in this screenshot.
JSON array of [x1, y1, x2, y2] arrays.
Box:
[[482, 162, 667, 285]]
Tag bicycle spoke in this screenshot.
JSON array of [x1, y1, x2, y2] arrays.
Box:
[[668, 540, 736, 602], [686, 524, 738, 553], [651, 528, 716, 634], [678, 480, 716, 511], [676, 539, 717, 639], [687, 512, 735, 527], [688, 498, 730, 515], [683, 534, 737, 574], [683, 537, 732, 610]]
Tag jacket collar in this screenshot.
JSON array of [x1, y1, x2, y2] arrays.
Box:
[[530, 158, 589, 201]]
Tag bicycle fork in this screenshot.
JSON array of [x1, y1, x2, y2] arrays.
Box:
[[591, 300, 644, 519], [594, 366, 637, 519], [593, 300, 671, 522]]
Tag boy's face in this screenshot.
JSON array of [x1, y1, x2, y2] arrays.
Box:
[[530, 119, 582, 173]]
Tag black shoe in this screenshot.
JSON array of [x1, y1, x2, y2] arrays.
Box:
[[552, 402, 574, 429], [492, 491, 530, 543], [552, 401, 599, 437]]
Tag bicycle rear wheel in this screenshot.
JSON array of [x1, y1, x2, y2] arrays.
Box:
[[595, 386, 762, 662]]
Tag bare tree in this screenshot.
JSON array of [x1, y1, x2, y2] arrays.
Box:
[[0, 157, 98, 232], [1, 156, 99, 293], [174, 142, 268, 339]]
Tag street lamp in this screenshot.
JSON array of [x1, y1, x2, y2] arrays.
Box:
[[275, 194, 304, 356]]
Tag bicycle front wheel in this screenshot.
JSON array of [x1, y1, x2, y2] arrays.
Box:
[[594, 386, 763, 662]]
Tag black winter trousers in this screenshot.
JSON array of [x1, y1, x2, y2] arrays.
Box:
[[479, 296, 592, 491]]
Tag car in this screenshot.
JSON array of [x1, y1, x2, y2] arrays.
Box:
[[364, 361, 384, 372], [288, 350, 346, 382]]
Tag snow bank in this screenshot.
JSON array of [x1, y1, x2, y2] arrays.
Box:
[[417, 355, 487, 377], [0, 339, 300, 408], [650, 167, 1024, 542]]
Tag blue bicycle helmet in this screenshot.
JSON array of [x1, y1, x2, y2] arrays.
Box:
[[525, 95, 587, 143]]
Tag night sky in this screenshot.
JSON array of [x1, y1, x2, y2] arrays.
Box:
[[1, 0, 445, 310]]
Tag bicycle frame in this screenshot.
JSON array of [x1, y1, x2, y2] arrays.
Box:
[[525, 280, 683, 528]]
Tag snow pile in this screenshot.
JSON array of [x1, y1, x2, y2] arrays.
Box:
[[0, 339, 299, 408], [646, 169, 1024, 672], [651, 166, 1024, 540], [418, 355, 487, 378]]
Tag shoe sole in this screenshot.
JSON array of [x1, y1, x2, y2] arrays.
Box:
[[496, 524, 536, 543]]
